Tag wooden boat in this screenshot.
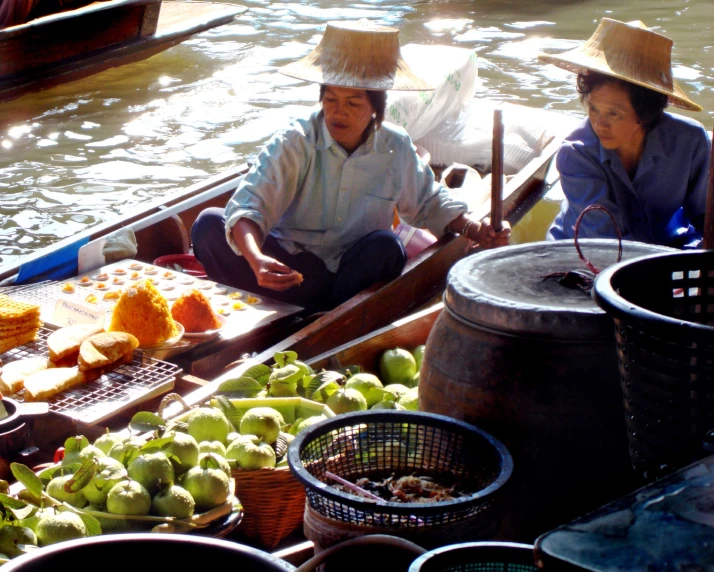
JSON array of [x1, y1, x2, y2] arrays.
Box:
[[0, 0, 245, 102], [0, 103, 576, 386]]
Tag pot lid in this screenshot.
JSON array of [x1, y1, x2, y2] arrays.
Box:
[[445, 239, 674, 339]]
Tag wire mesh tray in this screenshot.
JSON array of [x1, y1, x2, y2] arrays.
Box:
[[0, 280, 115, 324], [0, 326, 180, 425]]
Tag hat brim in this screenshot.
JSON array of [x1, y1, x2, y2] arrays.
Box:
[[280, 56, 434, 91], [538, 53, 702, 112]]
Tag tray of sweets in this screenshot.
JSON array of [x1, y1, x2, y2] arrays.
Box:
[[0, 325, 181, 425], [3, 260, 303, 359]]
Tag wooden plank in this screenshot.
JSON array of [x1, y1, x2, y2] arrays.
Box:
[[138, 0, 161, 37], [306, 302, 442, 373]]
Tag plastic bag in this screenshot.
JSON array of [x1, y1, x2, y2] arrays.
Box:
[[386, 44, 480, 141], [416, 99, 554, 174]]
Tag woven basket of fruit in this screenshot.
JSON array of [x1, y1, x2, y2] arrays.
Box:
[[287, 410, 513, 549], [230, 463, 307, 550], [160, 373, 334, 550]]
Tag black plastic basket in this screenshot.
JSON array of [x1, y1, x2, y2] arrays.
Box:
[[592, 250, 714, 479], [287, 410, 513, 530], [409, 542, 537, 572]]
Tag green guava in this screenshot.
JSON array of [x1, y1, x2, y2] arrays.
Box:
[[0, 525, 37, 557], [382, 383, 411, 401], [35, 512, 87, 546], [198, 440, 227, 457], [326, 388, 367, 415], [379, 348, 417, 386], [267, 364, 302, 397], [180, 462, 230, 512], [292, 415, 327, 434], [46, 475, 87, 508], [82, 457, 127, 505], [127, 452, 175, 495], [187, 407, 231, 445], [107, 438, 144, 465], [164, 431, 200, 474], [398, 387, 419, 411], [94, 432, 125, 455], [345, 373, 384, 407], [151, 485, 195, 519], [199, 452, 232, 477], [412, 345, 426, 371], [370, 400, 406, 410], [239, 407, 284, 444], [62, 444, 105, 467], [106, 480, 151, 516], [407, 371, 420, 388], [228, 440, 276, 470]]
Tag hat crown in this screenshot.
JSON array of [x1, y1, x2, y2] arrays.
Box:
[[317, 22, 400, 88], [280, 20, 434, 91], [537, 17, 701, 111], [585, 18, 674, 91]]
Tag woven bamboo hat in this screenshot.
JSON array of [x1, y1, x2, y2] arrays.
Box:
[[280, 20, 434, 91], [538, 18, 701, 112]]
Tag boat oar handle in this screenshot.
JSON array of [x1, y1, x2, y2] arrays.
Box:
[[491, 108, 504, 232]]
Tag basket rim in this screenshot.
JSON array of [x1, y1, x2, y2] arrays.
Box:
[[593, 250, 714, 337], [408, 541, 535, 570], [286, 410, 513, 516]]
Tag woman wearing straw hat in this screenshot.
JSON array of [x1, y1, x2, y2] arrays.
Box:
[[192, 20, 510, 314], [540, 18, 710, 247]]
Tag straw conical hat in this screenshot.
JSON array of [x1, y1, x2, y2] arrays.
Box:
[[538, 18, 701, 112], [280, 20, 434, 91]]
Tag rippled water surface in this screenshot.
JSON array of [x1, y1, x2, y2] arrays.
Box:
[[0, 0, 712, 268]]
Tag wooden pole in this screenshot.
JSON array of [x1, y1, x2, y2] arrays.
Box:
[[491, 108, 504, 232], [703, 122, 714, 249]]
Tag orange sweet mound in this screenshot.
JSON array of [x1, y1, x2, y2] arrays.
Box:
[[108, 279, 179, 346], [171, 289, 222, 333]]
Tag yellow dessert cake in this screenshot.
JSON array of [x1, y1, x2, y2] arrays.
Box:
[[108, 279, 179, 346], [171, 289, 222, 333]]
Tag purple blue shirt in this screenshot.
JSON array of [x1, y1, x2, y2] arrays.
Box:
[[547, 112, 710, 245]]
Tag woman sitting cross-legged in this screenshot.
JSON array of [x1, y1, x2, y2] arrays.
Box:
[[192, 20, 510, 315]]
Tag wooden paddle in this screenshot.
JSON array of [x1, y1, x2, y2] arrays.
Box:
[[491, 108, 504, 232], [703, 122, 714, 249]]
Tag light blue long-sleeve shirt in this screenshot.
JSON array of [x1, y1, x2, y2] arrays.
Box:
[[547, 112, 710, 245], [224, 109, 468, 272]]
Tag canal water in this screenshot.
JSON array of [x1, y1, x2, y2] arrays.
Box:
[[0, 0, 712, 268]]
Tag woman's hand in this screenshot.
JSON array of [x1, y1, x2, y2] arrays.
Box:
[[471, 216, 511, 249], [250, 255, 303, 291], [448, 213, 511, 250], [231, 218, 303, 291]]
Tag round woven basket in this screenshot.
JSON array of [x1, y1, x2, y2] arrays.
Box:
[[287, 410, 513, 551], [231, 466, 306, 550], [593, 250, 714, 480]]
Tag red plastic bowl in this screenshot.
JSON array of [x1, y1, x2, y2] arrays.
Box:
[[153, 254, 207, 278]]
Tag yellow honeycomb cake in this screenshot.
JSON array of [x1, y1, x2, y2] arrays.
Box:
[[108, 279, 179, 346]]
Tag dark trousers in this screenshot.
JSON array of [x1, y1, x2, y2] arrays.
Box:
[[191, 207, 407, 315]]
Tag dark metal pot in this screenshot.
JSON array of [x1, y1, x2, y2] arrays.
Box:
[[2, 534, 297, 571], [0, 398, 48, 458]]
